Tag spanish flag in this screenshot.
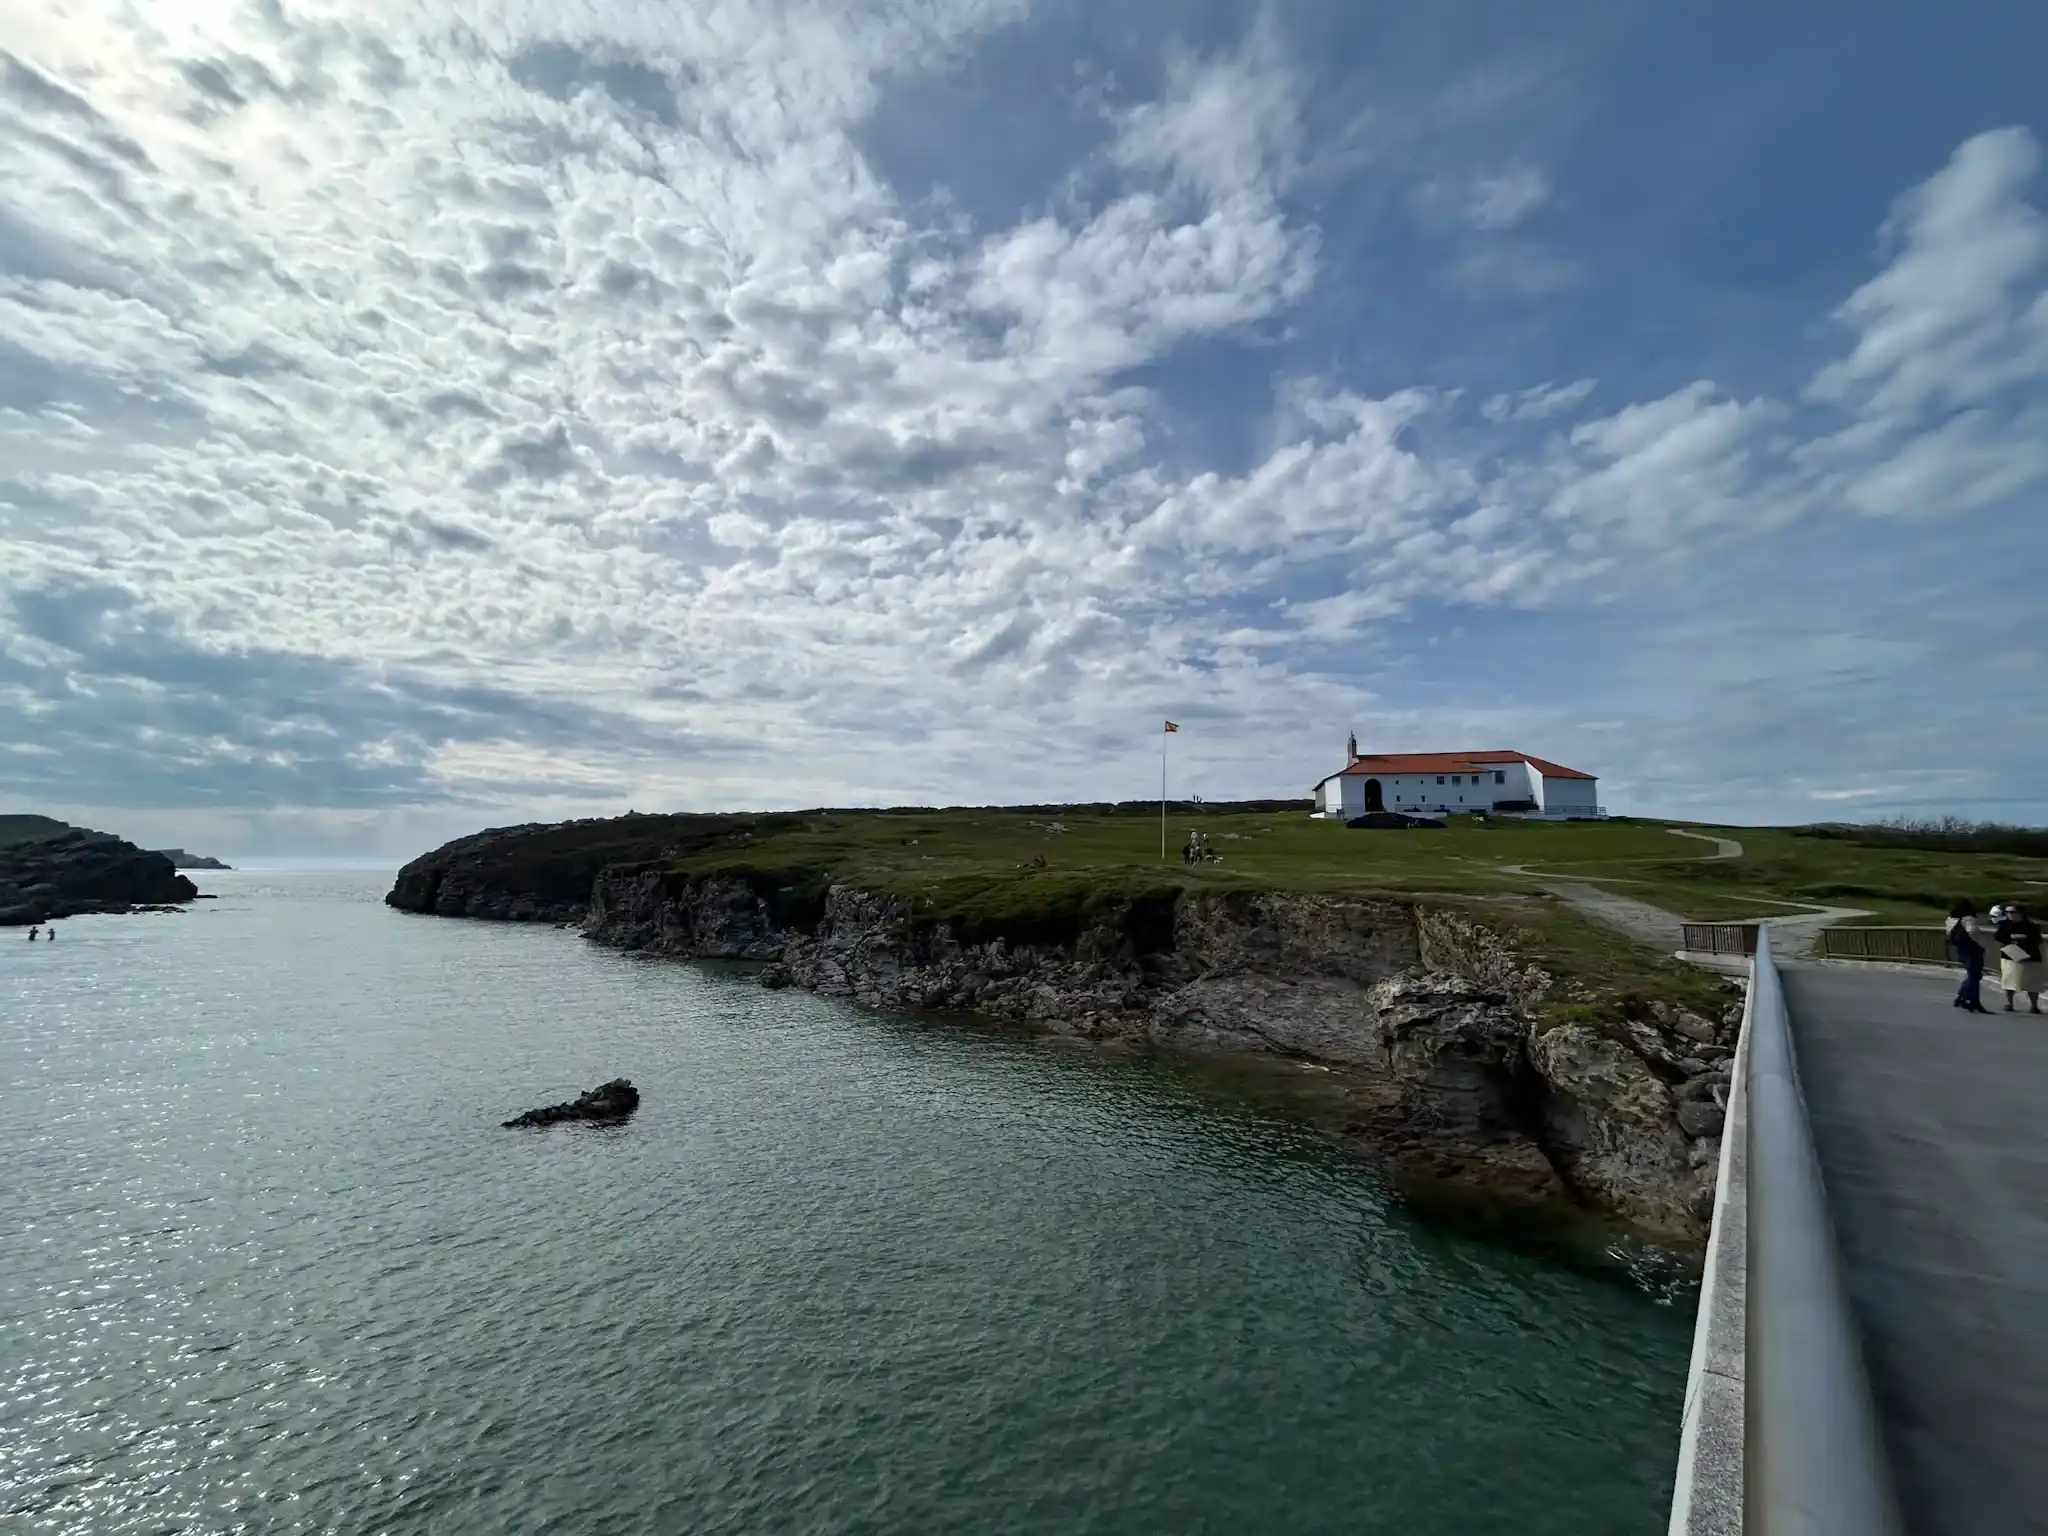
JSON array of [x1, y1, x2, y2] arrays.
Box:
[[1163, 720, 1180, 733]]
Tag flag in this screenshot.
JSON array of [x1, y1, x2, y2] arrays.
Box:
[[1163, 720, 1180, 733]]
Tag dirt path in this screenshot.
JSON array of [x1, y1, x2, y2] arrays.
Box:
[[1499, 827, 1871, 960], [1535, 880, 1691, 952], [1663, 828, 1743, 860]]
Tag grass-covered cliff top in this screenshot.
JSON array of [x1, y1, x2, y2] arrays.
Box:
[[630, 804, 2040, 1018], [402, 804, 2044, 1016], [650, 805, 2044, 928]]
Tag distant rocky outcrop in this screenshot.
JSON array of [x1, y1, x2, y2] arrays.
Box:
[[0, 827, 200, 925], [155, 849, 232, 870], [502, 1078, 640, 1129]]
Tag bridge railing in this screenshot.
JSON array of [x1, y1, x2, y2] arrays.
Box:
[[1815, 926, 1950, 966], [1682, 922, 1759, 957], [1669, 924, 1904, 1536]]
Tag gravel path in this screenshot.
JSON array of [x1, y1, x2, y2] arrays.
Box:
[[1663, 828, 1743, 860], [1501, 827, 1873, 959]]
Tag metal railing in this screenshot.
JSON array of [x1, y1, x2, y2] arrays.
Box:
[[1815, 926, 1950, 966], [1682, 922, 1760, 956], [1670, 925, 1904, 1535]]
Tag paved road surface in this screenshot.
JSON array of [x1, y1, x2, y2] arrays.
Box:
[[1782, 963, 2048, 1536]]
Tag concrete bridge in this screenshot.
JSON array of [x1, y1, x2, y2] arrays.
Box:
[[1668, 929, 2048, 1535]]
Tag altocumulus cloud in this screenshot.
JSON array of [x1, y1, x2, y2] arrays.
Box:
[[0, 0, 2044, 855]]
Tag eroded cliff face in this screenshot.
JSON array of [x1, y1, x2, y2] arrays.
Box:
[[583, 870, 1738, 1242]]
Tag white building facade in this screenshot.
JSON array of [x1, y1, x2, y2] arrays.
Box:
[[1311, 745, 1603, 820]]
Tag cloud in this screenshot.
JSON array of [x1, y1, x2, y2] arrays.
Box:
[[1110, 18, 1302, 203], [0, 3, 2043, 845], [1481, 378, 1596, 422], [1809, 127, 2048, 420], [1418, 161, 1553, 232]]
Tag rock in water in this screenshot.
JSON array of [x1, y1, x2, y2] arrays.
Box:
[[0, 826, 199, 926], [502, 1078, 640, 1129]]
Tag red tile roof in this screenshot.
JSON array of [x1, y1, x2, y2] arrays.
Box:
[[1333, 750, 1595, 780]]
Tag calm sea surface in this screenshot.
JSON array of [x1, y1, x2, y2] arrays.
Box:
[[0, 871, 1692, 1534]]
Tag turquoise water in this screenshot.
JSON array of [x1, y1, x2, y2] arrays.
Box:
[[0, 871, 1691, 1534]]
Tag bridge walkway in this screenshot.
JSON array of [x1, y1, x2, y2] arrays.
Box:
[[1781, 963, 2048, 1536]]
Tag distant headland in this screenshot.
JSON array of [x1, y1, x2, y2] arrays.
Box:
[[154, 849, 234, 871]]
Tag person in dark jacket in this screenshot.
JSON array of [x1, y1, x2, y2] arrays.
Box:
[[1995, 901, 2044, 1013], [1946, 900, 1990, 1013]]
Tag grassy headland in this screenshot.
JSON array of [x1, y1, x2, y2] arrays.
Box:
[[599, 803, 2039, 1005], [645, 806, 2046, 926]]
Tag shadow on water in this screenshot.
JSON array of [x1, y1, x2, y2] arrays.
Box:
[[689, 957, 1703, 1302]]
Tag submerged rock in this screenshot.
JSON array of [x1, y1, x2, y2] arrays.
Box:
[[502, 1078, 640, 1129]]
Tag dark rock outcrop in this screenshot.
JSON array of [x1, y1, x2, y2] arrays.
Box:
[[0, 827, 199, 926], [385, 812, 810, 924], [503, 1078, 640, 1129], [155, 849, 232, 870]]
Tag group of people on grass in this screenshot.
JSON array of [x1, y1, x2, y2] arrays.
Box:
[[1181, 830, 1219, 865], [1945, 899, 2043, 1014]]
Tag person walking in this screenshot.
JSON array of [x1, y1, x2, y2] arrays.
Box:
[[1994, 901, 2044, 1013], [1949, 901, 1982, 1011], [1947, 900, 1990, 1013]]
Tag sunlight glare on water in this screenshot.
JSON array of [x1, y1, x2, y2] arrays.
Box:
[[0, 871, 1689, 1534]]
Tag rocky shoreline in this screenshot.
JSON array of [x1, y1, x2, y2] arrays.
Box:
[[386, 817, 1741, 1245], [1, 827, 200, 926], [580, 868, 1738, 1243]]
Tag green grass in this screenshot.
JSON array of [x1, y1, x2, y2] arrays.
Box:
[[643, 807, 1756, 1014], [663, 808, 1699, 898], [656, 809, 2047, 924], [1511, 824, 2048, 926], [638, 803, 2048, 987], [1476, 898, 1739, 1023]]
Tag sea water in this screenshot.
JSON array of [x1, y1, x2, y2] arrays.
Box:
[[0, 871, 1690, 1534]]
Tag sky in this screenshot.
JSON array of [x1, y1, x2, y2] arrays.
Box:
[[1, 0, 2045, 860]]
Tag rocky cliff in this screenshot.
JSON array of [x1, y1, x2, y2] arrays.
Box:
[[582, 869, 1738, 1243], [0, 827, 200, 925], [384, 811, 809, 923]]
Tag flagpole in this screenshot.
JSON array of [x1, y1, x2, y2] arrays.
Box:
[[1160, 731, 1167, 861]]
